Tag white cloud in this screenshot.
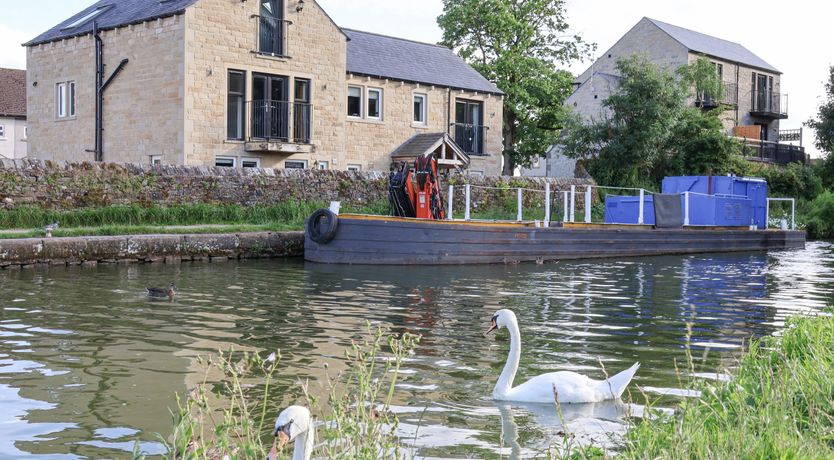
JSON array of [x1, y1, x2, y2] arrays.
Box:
[[0, 24, 30, 69]]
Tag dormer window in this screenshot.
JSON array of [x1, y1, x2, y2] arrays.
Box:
[[61, 5, 111, 30]]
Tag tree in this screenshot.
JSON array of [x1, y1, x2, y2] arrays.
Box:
[[438, 0, 594, 175], [560, 55, 739, 189], [807, 65, 834, 189], [678, 57, 724, 107]]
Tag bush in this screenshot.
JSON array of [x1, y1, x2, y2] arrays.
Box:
[[804, 191, 834, 239], [751, 163, 823, 202]]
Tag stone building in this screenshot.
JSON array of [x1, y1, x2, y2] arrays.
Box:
[[0, 68, 27, 160], [524, 17, 802, 178], [25, 0, 504, 174]]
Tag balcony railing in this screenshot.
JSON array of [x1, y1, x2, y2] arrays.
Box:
[[254, 15, 292, 58], [247, 100, 312, 144], [741, 140, 807, 165], [751, 90, 788, 119], [452, 123, 488, 155], [694, 82, 738, 108]]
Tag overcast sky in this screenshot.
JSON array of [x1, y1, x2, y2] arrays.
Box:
[[1, 0, 830, 157]]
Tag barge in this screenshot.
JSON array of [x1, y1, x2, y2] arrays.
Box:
[[304, 158, 805, 265]]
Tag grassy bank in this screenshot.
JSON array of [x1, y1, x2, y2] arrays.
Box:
[[612, 311, 834, 459]]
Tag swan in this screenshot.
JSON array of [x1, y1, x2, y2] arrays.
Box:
[[485, 309, 640, 404], [266, 405, 314, 460]]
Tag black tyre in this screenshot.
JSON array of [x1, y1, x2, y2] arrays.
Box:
[[307, 209, 339, 244]]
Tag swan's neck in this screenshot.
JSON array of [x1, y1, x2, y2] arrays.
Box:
[[494, 318, 521, 398], [292, 428, 314, 460]]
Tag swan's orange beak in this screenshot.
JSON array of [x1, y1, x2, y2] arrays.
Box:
[[484, 318, 498, 336], [276, 431, 289, 450]]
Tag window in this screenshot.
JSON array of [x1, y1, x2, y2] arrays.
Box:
[[62, 5, 111, 30], [150, 155, 162, 165], [367, 88, 382, 119], [22, 126, 27, 140], [56, 81, 75, 118], [242, 157, 261, 169], [347, 86, 362, 117], [285, 160, 307, 169], [317, 161, 329, 170], [215, 156, 236, 168], [0, 125, 5, 139], [413, 93, 427, 124], [469, 170, 484, 177], [714, 62, 723, 80], [258, 0, 286, 56], [347, 164, 362, 172], [227, 70, 245, 140]]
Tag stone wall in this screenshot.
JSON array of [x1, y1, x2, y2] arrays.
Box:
[[0, 160, 594, 211], [0, 231, 303, 268]]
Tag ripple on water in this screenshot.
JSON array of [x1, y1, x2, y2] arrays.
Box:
[[0, 243, 830, 458]]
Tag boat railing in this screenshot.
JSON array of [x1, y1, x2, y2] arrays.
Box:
[[446, 184, 796, 231], [765, 197, 796, 230]]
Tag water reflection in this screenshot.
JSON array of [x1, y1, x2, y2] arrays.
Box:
[[0, 243, 831, 458]]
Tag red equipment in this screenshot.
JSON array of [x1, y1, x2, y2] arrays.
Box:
[[388, 156, 445, 220]]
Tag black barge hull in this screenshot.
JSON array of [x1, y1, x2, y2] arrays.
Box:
[[304, 215, 806, 265]]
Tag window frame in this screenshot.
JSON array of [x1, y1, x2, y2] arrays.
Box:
[[317, 160, 329, 170], [366, 87, 382, 120], [347, 164, 362, 172], [227, 69, 246, 141], [0, 125, 5, 139], [215, 156, 237, 168], [413, 92, 427, 124], [242, 157, 262, 169], [150, 155, 162, 165], [56, 81, 76, 119], [284, 160, 308, 169], [347, 85, 363, 118]]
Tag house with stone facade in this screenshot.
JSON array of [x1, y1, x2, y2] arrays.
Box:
[[24, 0, 504, 175], [0, 68, 27, 160], [524, 17, 804, 178]]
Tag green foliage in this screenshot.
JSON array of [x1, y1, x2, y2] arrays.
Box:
[[752, 163, 824, 202], [438, 0, 594, 173], [804, 191, 834, 239], [677, 57, 724, 105], [807, 66, 834, 156], [618, 313, 834, 459], [155, 328, 419, 460], [561, 56, 743, 189]]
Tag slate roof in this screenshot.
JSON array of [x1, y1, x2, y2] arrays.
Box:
[[646, 18, 780, 74], [345, 29, 503, 95], [0, 68, 26, 119], [390, 133, 470, 167], [25, 0, 198, 46]]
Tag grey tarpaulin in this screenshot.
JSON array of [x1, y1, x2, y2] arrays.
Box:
[[654, 194, 683, 228]]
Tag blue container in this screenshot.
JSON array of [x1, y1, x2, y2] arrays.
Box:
[[662, 176, 767, 228], [604, 195, 655, 225]]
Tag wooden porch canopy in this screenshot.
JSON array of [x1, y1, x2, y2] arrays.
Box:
[[389, 133, 470, 171]]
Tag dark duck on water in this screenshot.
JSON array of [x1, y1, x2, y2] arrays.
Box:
[[146, 283, 176, 300]]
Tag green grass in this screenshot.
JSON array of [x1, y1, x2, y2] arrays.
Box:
[[0, 224, 298, 239], [610, 311, 834, 459]]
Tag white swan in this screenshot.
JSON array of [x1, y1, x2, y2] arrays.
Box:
[[266, 405, 314, 460], [486, 309, 640, 404]]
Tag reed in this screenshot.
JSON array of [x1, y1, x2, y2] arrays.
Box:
[[139, 326, 419, 460]]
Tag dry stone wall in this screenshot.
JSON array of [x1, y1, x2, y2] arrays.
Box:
[[0, 159, 594, 211]]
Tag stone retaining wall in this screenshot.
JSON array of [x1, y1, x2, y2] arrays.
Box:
[[0, 160, 595, 211], [0, 232, 303, 269]]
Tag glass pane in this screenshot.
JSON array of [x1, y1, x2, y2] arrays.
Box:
[[69, 83, 75, 116], [215, 157, 235, 168], [242, 160, 260, 168], [295, 79, 310, 102], [413, 95, 424, 122], [347, 87, 361, 117], [455, 101, 465, 124], [229, 71, 244, 94], [57, 84, 66, 118], [368, 90, 380, 118], [227, 95, 243, 140], [253, 76, 267, 101], [285, 161, 306, 169]]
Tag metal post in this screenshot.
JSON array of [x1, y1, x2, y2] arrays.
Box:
[[562, 191, 569, 223], [544, 182, 551, 227], [765, 198, 770, 230], [684, 192, 690, 226], [569, 185, 576, 223], [584, 186, 592, 223], [517, 188, 523, 222], [447, 185, 454, 220], [791, 199, 796, 230], [638, 189, 645, 225], [464, 184, 471, 221]]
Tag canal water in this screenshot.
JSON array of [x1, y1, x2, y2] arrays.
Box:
[[1, 242, 832, 459]]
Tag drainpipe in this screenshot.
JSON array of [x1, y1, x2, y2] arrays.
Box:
[[91, 22, 129, 162], [446, 87, 451, 137]]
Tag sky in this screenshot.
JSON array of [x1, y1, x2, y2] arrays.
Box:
[[1, 0, 830, 157]]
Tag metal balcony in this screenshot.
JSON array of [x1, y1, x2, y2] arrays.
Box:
[[750, 90, 788, 119]]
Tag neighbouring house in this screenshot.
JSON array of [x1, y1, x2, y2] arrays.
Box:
[[0, 68, 28, 160], [523, 17, 805, 178], [24, 0, 504, 174]]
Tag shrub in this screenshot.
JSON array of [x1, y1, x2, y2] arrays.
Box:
[[804, 191, 834, 239]]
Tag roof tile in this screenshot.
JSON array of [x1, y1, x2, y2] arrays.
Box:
[[0, 68, 26, 118]]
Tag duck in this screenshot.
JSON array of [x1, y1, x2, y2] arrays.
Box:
[[146, 283, 176, 300], [44, 221, 59, 237], [266, 405, 314, 460], [485, 309, 640, 404]]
